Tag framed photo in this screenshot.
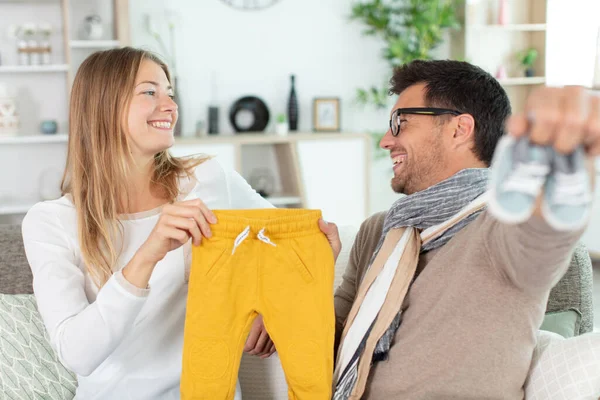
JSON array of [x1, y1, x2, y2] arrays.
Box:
[[313, 98, 340, 132]]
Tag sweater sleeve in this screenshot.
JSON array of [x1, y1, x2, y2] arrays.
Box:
[[334, 212, 385, 350], [224, 165, 274, 209], [481, 211, 585, 292], [22, 203, 149, 377]]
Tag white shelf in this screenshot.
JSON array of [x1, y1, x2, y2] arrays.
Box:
[[498, 77, 546, 86], [70, 40, 120, 49], [0, 134, 68, 144], [0, 199, 37, 215], [469, 24, 547, 32], [264, 195, 302, 206], [0, 65, 69, 73]]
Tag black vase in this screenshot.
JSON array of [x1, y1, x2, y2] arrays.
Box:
[[287, 75, 298, 131]]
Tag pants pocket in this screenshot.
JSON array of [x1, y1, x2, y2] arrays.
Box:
[[286, 239, 316, 283], [193, 240, 231, 280]]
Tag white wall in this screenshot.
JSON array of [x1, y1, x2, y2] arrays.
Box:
[[546, 0, 600, 88], [545, 0, 600, 255]]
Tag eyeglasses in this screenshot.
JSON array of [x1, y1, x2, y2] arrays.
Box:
[[389, 107, 462, 137]]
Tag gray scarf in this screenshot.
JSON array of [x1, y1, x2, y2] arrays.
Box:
[[333, 168, 490, 399]]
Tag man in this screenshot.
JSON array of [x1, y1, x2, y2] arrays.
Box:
[[318, 59, 599, 399]]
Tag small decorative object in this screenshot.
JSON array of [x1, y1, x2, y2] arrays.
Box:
[[219, 0, 282, 11], [40, 120, 58, 135], [0, 83, 19, 136], [229, 96, 270, 133], [195, 120, 206, 137], [82, 15, 103, 40], [495, 65, 508, 80], [23, 23, 40, 66], [208, 106, 219, 134], [313, 98, 341, 132], [248, 168, 276, 198], [275, 113, 288, 136], [17, 38, 29, 66], [287, 75, 298, 131], [518, 48, 538, 77], [22, 24, 36, 65], [498, 0, 508, 25], [38, 23, 53, 65]]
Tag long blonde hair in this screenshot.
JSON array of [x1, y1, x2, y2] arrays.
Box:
[[61, 47, 202, 288]]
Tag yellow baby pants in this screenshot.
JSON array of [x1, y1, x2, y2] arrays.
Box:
[[181, 209, 335, 400]]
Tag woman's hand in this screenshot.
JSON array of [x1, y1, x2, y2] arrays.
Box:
[[138, 199, 217, 265]]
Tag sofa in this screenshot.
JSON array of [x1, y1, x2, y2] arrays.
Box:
[[0, 222, 596, 399]]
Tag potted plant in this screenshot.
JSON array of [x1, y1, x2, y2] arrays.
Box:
[[351, 0, 461, 109], [519, 48, 538, 77], [275, 113, 288, 136]]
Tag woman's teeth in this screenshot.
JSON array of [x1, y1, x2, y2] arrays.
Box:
[[150, 121, 171, 129]]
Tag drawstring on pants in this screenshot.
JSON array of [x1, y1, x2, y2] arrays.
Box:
[[232, 226, 277, 254]]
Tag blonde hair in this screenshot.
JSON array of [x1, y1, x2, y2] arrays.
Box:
[[61, 47, 202, 288]]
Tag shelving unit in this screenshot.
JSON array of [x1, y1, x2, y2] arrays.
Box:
[[497, 76, 546, 86], [0, 133, 68, 144], [0, 0, 129, 223], [459, 0, 548, 113], [0, 64, 69, 73], [70, 40, 120, 49], [470, 23, 546, 31]]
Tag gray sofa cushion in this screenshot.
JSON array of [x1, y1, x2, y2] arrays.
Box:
[[547, 242, 594, 334], [0, 223, 595, 333], [0, 224, 33, 295]]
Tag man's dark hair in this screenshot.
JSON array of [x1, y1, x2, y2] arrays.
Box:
[[389, 59, 511, 166]]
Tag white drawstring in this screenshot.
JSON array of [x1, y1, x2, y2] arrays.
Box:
[[257, 228, 277, 247], [231, 226, 277, 255], [232, 225, 251, 254]]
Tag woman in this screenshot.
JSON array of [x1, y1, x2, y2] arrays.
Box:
[[21, 47, 273, 399]]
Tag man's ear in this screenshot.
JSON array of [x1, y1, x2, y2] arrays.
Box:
[[453, 114, 476, 147]]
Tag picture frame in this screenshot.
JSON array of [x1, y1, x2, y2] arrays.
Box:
[[313, 97, 340, 132]]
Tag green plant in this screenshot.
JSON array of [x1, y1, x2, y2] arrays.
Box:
[[276, 113, 287, 123], [518, 48, 538, 68], [351, 0, 461, 109]]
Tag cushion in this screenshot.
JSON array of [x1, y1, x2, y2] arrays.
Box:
[[0, 294, 76, 399], [540, 309, 582, 338], [0, 224, 33, 294], [525, 330, 600, 399], [547, 243, 594, 334]]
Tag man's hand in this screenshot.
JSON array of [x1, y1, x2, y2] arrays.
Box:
[[319, 219, 342, 263], [507, 86, 600, 157], [244, 315, 276, 359], [507, 86, 599, 213]]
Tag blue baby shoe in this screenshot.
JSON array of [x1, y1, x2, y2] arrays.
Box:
[[488, 135, 552, 224], [541, 146, 593, 231]]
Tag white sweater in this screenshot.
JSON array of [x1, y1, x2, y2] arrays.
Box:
[[22, 158, 272, 400]]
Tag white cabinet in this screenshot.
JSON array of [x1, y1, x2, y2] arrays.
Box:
[[297, 138, 368, 228]]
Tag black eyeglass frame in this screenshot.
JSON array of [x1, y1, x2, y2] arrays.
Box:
[[389, 107, 462, 136]]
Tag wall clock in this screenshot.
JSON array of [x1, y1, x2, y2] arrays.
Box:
[[220, 0, 281, 11]]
